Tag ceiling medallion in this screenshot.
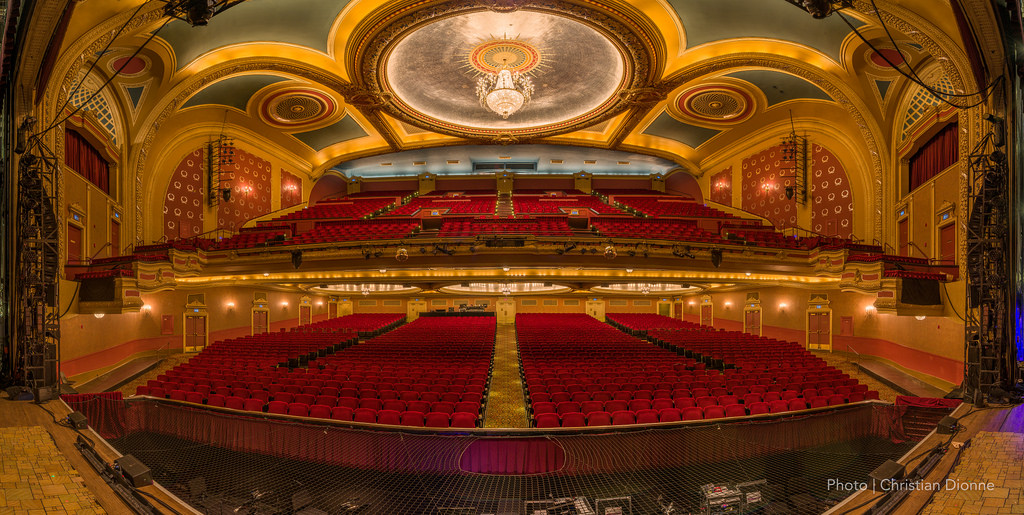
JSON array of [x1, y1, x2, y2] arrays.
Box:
[[259, 89, 337, 128], [355, 0, 658, 141], [675, 85, 754, 124], [471, 37, 540, 118]]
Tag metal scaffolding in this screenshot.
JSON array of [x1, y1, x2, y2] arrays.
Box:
[[964, 132, 1009, 405]]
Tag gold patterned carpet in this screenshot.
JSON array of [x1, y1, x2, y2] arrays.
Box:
[[482, 324, 530, 428], [0, 426, 105, 514]]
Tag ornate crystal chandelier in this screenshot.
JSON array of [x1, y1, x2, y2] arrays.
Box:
[[476, 63, 534, 119]]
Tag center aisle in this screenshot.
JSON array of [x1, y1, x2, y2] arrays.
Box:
[[482, 324, 530, 428]]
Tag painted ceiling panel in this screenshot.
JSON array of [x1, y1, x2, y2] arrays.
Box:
[[330, 144, 678, 177], [668, 0, 862, 61], [158, 0, 351, 70], [726, 70, 833, 106], [642, 112, 722, 148], [292, 115, 368, 151], [181, 74, 289, 111]]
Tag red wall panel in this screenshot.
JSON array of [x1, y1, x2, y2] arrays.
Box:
[[162, 148, 205, 240]]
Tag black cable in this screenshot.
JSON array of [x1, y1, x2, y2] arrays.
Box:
[[59, 281, 80, 319], [940, 282, 965, 323], [50, 1, 150, 122], [835, 9, 1003, 110], [134, 487, 185, 515], [30, 17, 171, 143]]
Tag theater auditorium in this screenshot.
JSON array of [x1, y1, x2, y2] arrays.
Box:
[[1, 0, 1023, 513]]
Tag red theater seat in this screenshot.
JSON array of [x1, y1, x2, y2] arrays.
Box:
[[747, 402, 770, 415], [425, 412, 450, 428], [353, 408, 377, 423], [704, 406, 727, 419], [560, 412, 586, 428], [587, 411, 612, 426], [400, 411, 425, 427], [309, 405, 331, 419], [267, 400, 287, 414], [659, 408, 682, 422], [723, 404, 747, 417], [611, 410, 636, 425], [635, 409, 660, 424], [536, 413, 560, 428], [450, 412, 477, 428], [681, 407, 704, 420], [287, 403, 309, 417], [330, 406, 353, 421]]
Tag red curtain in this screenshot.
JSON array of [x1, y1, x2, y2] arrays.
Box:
[[909, 122, 958, 191], [65, 129, 109, 194]]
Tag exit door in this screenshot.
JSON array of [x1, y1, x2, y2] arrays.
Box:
[[184, 314, 207, 352], [253, 310, 268, 335], [700, 304, 713, 326], [807, 311, 832, 351], [300, 305, 311, 325], [744, 309, 761, 336], [658, 303, 671, 317], [328, 302, 337, 319]]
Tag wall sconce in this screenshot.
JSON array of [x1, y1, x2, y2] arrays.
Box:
[[688, 301, 696, 306], [281, 301, 289, 307], [724, 301, 732, 308], [316, 301, 324, 306], [94, 313, 105, 319], [779, 302, 788, 310], [915, 315, 926, 321], [864, 305, 876, 314], [226, 301, 235, 309], [141, 304, 152, 312]]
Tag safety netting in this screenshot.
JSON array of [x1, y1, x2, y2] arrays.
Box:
[[65, 395, 920, 514]]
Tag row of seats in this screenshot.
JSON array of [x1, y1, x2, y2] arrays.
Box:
[[533, 397, 851, 428], [512, 195, 624, 215], [517, 313, 713, 427], [272, 197, 396, 221], [610, 196, 736, 219], [285, 219, 418, 245], [607, 314, 881, 402], [590, 217, 724, 242], [389, 195, 497, 215]]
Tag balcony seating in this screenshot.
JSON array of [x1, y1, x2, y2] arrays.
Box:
[[438, 217, 572, 237], [272, 197, 397, 222], [591, 217, 723, 243], [513, 194, 624, 215], [390, 195, 497, 216]]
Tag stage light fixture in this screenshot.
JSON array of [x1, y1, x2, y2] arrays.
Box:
[[395, 248, 409, 261], [604, 245, 617, 260], [290, 250, 302, 269], [710, 248, 723, 268]]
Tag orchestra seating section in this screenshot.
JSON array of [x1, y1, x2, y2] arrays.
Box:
[[307, 316, 495, 427], [389, 194, 498, 216], [513, 194, 625, 215], [606, 313, 880, 411], [518, 313, 715, 428], [439, 217, 573, 237]]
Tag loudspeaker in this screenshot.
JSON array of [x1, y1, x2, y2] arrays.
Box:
[[33, 387, 53, 403], [936, 415, 958, 434], [115, 455, 153, 487], [68, 411, 88, 429], [868, 459, 905, 491]]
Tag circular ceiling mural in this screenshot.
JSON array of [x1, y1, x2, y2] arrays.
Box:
[[376, 9, 630, 137]]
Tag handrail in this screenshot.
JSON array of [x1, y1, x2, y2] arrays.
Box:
[[907, 241, 929, 259]]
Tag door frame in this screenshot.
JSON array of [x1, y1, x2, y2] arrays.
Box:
[[806, 294, 832, 352], [700, 295, 713, 327], [743, 294, 762, 337]]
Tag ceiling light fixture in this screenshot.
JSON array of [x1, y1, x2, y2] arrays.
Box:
[[476, 58, 534, 119]]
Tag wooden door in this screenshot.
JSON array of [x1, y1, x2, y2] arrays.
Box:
[[807, 312, 831, 351], [898, 218, 909, 257], [674, 302, 683, 319], [328, 302, 337, 319], [939, 223, 956, 265], [184, 315, 207, 352], [657, 303, 671, 317], [744, 309, 761, 336], [67, 224, 82, 264], [300, 305, 311, 325], [700, 304, 713, 326], [110, 220, 120, 257], [252, 310, 268, 335]]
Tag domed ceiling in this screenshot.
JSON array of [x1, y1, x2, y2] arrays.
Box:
[[52, 0, 984, 190]]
